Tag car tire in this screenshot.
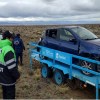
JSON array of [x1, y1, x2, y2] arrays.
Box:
[[79, 59, 96, 76]]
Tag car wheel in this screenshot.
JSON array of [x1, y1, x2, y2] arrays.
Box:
[[53, 69, 65, 85], [41, 64, 53, 78], [79, 60, 96, 76]]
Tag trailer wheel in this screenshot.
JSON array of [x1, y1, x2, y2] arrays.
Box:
[[53, 70, 65, 85], [41, 64, 53, 78]]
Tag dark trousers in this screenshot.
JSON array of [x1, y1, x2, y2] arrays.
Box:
[[2, 85, 15, 99], [16, 52, 23, 65]]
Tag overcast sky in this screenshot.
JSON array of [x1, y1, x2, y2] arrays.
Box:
[[0, 0, 100, 21]]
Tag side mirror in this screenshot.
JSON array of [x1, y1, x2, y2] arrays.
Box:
[[69, 39, 77, 44]]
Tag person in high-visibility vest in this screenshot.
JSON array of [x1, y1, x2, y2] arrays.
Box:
[[0, 30, 20, 99]]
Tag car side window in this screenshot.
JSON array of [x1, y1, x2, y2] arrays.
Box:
[[60, 29, 74, 41], [46, 29, 57, 39]]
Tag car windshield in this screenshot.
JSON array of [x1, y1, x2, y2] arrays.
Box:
[[71, 27, 98, 40]]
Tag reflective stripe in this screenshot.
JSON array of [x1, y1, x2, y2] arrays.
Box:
[[0, 61, 6, 66], [5, 58, 15, 65], [7, 63, 16, 69], [0, 82, 16, 86]]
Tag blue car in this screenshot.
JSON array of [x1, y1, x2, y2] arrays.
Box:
[[38, 26, 100, 75]]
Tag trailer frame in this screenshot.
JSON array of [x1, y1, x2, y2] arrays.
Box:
[[29, 42, 100, 100]]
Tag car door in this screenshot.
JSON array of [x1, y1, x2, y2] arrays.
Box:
[[58, 28, 79, 55], [44, 29, 59, 50]]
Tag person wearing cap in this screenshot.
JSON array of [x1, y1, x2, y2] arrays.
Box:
[[0, 30, 20, 99], [13, 33, 25, 66]]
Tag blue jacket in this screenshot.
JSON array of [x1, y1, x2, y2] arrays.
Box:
[[13, 36, 25, 53]]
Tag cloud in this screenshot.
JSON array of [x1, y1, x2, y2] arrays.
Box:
[[72, 0, 100, 12], [42, 0, 56, 4], [0, 0, 99, 21]]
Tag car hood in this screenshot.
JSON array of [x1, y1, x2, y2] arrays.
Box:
[[86, 39, 100, 46]]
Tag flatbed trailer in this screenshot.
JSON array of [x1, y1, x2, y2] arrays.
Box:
[[28, 42, 100, 100]]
